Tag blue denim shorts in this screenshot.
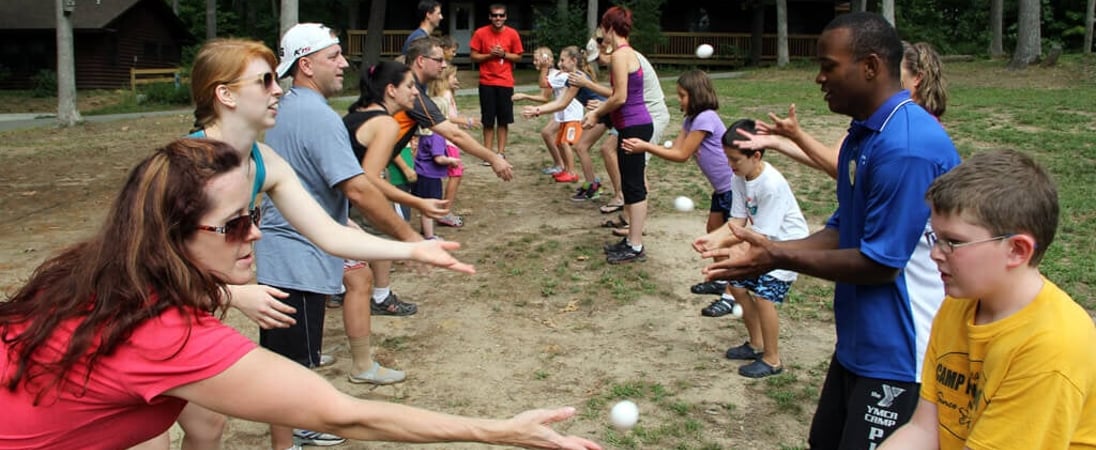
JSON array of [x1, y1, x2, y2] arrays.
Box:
[[730, 274, 792, 304]]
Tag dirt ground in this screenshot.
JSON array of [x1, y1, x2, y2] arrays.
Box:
[[7, 58, 1087, 448], [0, 97, 846, 448]]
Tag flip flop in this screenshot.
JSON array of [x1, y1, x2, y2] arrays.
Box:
[[599, 202, 624, 214], [600, 214, 628, 229]]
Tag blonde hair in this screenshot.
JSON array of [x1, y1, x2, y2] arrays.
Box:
[[428, 66, 457, 98], [190, 39, 278, 132], [903, 41, 948, 118], [560, 45, 596, 82]]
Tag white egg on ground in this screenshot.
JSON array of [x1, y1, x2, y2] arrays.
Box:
[[610, 400, 639, 430], [673, 196, 695, 212]]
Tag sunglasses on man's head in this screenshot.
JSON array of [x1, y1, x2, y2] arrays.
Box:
[[226, 72, 277, 91], [197, 207, 261, 242], [595, 37, 604, 44]]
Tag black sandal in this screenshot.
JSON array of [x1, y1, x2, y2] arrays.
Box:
[[701, 298, 736, 317], [599, 214, 628, 229]]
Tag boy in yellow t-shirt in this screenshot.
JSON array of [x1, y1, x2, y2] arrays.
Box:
[[880, 150, 1096, 449]]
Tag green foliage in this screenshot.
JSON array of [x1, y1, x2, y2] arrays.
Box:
[[31, 69, 57, 98], [896, 0, 1091, 54], [531, 0, 591, 52], [140, 81, 192, 105], [612, 0, 667, 54]]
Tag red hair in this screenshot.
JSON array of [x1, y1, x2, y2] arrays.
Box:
[[600, 6, 633, 39]]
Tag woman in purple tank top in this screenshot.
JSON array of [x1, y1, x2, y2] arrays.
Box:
[[582, 6, 654, 264]]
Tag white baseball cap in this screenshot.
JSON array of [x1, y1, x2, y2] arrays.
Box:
[[585, 38, 600, 62], [276, 23, 340, 78]]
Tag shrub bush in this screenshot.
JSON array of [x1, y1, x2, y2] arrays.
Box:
[[141, 81, 191, 105], [31, 69, 57, 98]]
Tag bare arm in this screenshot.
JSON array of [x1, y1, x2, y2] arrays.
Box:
[[733, 128, 830, 174], [337, 174, 421, 242], [622, 129, 707, 162], [431, 120, 513, 180], [469, 49, 493, 64], [878, 399, 941, 449], [356, 116, 448, 219], [261, 146, 414, 250], [567, 72, 611, 97], [757, 104, 840, 179], [702, 226, 901, 284], [522, 85, 580, 119], [583, 50, 631, 127], [167, 349, 602, 449]]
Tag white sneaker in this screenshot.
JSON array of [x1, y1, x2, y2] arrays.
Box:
[[348, 361, 407, 385], [292, 429, 345, 446]]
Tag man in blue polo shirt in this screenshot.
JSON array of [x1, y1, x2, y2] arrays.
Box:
[[702, 12, 959, 449]]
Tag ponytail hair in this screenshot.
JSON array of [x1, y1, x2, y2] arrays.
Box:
[[902, 41, 948, 118], [349, 61, 411, 113]]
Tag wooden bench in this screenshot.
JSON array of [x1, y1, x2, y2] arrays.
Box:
[[130, 67, 182, 92]]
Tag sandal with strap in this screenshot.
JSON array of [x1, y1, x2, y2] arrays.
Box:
[[599, 202, 624, 214], [701, 298, 737, 317], [600, 214, 628, 229]]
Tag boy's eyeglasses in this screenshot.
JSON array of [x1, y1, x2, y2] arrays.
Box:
[[226, 72, 277, 91], [197, 207, 262, 242], [924, 230, 1013, 254]]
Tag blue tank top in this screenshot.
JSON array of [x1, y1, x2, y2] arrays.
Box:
[[188, 130, 266, 207]]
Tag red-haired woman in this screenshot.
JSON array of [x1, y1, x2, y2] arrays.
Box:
[[0, 138, 602, 450], [582, 6, 654, 264]]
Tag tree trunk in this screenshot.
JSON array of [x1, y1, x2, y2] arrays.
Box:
[[851, 0, 867, 13], [1008, 0, 1041, 70], [280, 0, 298, 38], [1085, 0, 1094, 54], [361, 0, 386, 71], [881, 0, 894, 25], [776, 0, 788, 67], [749, 1, 763, 66], [347, 0, 359, 30], [56, 0, 81, 127], [990, 0, 1005, 57], [588, 0, 598, 36], [205, 0, 216, 39], [172, 0, 179, 15]]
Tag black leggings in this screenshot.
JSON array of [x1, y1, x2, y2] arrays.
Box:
[[616, 123, 654, 205]]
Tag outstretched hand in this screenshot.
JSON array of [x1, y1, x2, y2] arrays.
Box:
[[501, 407, 603, 450], [756, 104, 802, 140], [491, 156, 514, 181], [409, 239, 475, 274], [692, 223, 736, 253], [700, 224, 776, 281]]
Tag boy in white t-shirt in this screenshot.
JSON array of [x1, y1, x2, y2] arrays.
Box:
[[693, 118, 810, 378]]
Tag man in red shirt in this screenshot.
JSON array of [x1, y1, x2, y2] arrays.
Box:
[[470, 3, 523, 162]]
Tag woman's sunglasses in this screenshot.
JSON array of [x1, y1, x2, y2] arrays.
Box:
[[226, 72, 277, 91], [197, 207, 261, 242]]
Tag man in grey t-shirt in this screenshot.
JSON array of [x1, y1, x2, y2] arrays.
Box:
[[257, 23, 424, 450]]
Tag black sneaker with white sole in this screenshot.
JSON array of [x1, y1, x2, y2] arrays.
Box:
[[370, 292, 418, 316], [607, 245, 646, 264]]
